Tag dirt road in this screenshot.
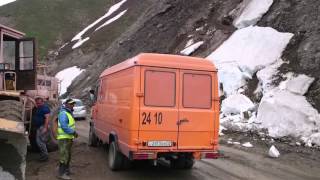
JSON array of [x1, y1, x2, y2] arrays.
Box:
[[26, 120, 320, 180]]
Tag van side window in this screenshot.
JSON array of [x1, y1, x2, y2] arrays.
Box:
[[144, 70, 175, 107], [183, 73, 212, 109]]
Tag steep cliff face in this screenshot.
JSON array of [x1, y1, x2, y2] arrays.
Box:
[[258, 0, 320, 111]]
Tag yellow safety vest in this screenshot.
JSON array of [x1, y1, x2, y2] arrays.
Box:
[[57, 111, 75, 140]]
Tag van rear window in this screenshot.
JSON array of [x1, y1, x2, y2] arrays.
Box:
[[145, 70, 175, 107], [183, 73, 212, 109]]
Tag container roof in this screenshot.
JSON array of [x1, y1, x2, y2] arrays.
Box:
[[100, 53, 217, 77], [0, 24, 25, 39]]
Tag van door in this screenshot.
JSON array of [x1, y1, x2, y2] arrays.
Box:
[[177, 70, 215, 150], [138, 67, 179, 150]]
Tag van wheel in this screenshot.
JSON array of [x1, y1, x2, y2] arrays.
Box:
[[108, 141, 123, 171], [171, 156, 195, 169], [88, 125, 98, 147]]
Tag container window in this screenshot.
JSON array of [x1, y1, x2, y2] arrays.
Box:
[[183, 73, 212, 109], [145, 70, 175, 107], [19, 41, 34, 70]]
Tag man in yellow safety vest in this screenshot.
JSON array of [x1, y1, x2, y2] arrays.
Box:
[[57, 99, 78, 180]]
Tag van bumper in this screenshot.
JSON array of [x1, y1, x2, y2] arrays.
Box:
[[129, 150, 221, 160]]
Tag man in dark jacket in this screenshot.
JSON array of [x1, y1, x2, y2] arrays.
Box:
[[57, 99, 78, 180], [33, 97, 51, 161]]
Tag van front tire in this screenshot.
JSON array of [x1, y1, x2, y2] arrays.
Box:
[[108, 141, 123, 171]]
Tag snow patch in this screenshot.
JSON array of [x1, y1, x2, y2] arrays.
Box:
[[268, 145, 280, 158], [221, 94, 255, 115], [281, 74, 315, 95], [55, 66, 85, 95], [242, 142, 253, 148], [185, 39, 194, 48], [0, 167, 14, 180], [216, 63, 247, 96], [219, 125, 226, 136], [180, 41, 204, 56], [72, 37, 90, 49], [207, 26, 293, 78], [0, 0, 16, 7], [71, 0, 127, 48], [234, 0, 274, 29], [95, 9, 128, 31], [256, 59, 284, 94], [220, 114, 259, 132]]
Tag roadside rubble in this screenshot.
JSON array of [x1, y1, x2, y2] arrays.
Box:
[[268, 145, 280, 158]]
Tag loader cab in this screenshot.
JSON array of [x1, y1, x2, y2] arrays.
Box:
[[0, 24, 36, 92]]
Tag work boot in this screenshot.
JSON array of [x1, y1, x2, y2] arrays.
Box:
[[57, 163, 72, 180], [38, 155, 48, 162], [65, 164, 73, 175], [57, 163, 64, 176]]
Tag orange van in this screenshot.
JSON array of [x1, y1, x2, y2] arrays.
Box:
[[90, 53, 220, 170]]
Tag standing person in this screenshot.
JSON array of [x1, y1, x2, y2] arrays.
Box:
[[57, 99, 78, 180], [33, 97, 51, 161], [89, 89, 95, 106]]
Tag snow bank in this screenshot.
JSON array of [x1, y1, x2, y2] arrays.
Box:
[[220, 114, 258, 132], [180, 41, 204, 56], [309, 133, 320, 146], [280, 74, 315, 95], [215, 63, 247, 96], [257, 90, 320, 138], [234, 0, 273, 29], [55, 66, 85, 95], [221, 94, 255, 115], [256, 59, 284, 94], [0, 0, 16, 7], [207, 26, 293, 77]]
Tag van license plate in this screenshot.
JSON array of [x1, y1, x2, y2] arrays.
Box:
[[147, 141, 172, 147]]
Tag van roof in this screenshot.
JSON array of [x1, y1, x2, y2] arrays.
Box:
[[100, 53, 217, 77]]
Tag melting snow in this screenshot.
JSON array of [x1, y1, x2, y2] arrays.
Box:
[[95, 10, 128, 31], [0, 0, 16, 7], [256, 59, 284, 94], [242, 142, 253, 148], [215, 63, 247, 96], [71, 0, 127, 48], [207, 26, 293, 78], [0, 167, 14, 180], [257, 90, 320, 138], [268, 145, 280, 158], [55, 66, 85, 95], [180, 41, 204, 56], [280, 74, 315, 95], [234, 0, 274, 29], [72, 37, 90, 49], [221, 94, 255, 115], [185, 39, 194, 48]]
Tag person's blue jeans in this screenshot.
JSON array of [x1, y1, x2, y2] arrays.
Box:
[[36, 126, 49, 158]]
